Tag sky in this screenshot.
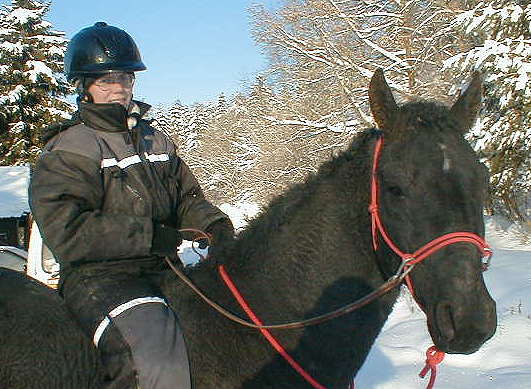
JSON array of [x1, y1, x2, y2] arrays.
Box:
[[5, 0, 280, 106]]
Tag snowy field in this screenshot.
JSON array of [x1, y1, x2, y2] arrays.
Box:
[[180, 203, 531, 389], [0, 166, 30, 218]]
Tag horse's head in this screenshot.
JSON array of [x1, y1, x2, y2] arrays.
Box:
[[368, 69, 496, 354]]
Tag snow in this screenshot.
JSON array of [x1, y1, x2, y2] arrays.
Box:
[[46, 106, 73, 119], [8, 8, 40, 25], [25, 60, 56, 84], [179, 203, 531, 388], [515, 62, 530, 91], [30, 34, 68, 45], [0, 165, 30, 218], [219, 202, 262, 232], [4, 84, 26, 103], [0, 40, 24, 54]]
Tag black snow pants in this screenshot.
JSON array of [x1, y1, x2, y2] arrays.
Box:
[[60, 262, 191, 389]]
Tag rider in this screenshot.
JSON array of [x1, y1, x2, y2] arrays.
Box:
[[29, 22, 234, 389]]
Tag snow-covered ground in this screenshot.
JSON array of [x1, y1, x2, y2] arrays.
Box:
[[180, 203, 531, 389], [0, 165, 30, 218]]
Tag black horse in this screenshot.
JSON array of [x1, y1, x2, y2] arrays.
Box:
[[0, 70, 496, 389]]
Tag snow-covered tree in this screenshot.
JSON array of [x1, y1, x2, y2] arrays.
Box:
[[240, 0, 484, 204], [216, 92, 228, 115], [444, 1, 530, 221], [150, 102, 199, 152], [0, 0, 73, 165], [249, 0, 470, 130]]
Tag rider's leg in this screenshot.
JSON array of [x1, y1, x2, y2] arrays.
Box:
[[109, 300, 190, 389], [61, 270, 191, 389]]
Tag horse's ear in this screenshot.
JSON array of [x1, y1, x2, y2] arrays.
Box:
[[450, 72, 483, 132], [369, 69, 398, 130]]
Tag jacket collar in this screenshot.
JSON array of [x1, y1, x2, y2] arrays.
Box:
[[41, 100, 152, 144], [78, 100, 151, 133]]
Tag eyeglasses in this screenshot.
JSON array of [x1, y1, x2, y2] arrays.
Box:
[[93, 73, 135, 90]]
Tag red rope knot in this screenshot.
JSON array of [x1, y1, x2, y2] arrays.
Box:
[[368, 203, 378, 214], [419, 346, 445, 389]]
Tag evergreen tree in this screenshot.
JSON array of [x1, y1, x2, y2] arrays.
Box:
[[216, 92, 227, 115], [444, 1, 530, 221], [0, 0, 73, 165]]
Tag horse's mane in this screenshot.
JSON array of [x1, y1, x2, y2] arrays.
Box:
[[189, 99, 459, 273], [230, 130, 376, 259]]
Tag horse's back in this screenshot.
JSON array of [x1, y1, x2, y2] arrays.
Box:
[[0, 267, 104, 389]]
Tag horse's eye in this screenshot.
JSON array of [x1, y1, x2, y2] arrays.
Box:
[[388, 185, 404, 197]]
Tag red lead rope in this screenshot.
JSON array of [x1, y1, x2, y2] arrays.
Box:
[[369, 135, 492, 388], [419, 346, 446, 389], [218, 265, 327, 389]]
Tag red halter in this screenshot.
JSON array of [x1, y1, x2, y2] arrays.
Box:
[[368, 134, 492, 388], [368, 134, 492, 292]]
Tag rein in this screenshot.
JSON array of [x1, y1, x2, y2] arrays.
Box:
[[164, 249, 408, 330]]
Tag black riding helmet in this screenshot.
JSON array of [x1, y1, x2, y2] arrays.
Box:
[[64, 22, 146, 81]]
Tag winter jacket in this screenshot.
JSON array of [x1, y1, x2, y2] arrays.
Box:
[[29, 100, 230, 278]]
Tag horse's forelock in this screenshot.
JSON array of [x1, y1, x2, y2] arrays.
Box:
[[382, 100, 463, 143]]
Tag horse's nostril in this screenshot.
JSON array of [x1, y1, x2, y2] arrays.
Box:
[[435, 302, 455, 342]]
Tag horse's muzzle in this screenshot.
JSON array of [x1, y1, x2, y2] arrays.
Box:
[[429, 293, 497, 354]]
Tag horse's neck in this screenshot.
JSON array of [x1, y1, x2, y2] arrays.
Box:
[[227, 146, 390, 319], [219, 147, 400, 385]]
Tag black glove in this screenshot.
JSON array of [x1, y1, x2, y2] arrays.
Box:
[[151, 223, 183, 257], [197, 237, 209, 250], [195, 220, 234, 249]]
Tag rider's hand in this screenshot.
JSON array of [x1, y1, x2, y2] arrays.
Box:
[[197, 238, 209, 250], [151, 223, 183, 258]]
